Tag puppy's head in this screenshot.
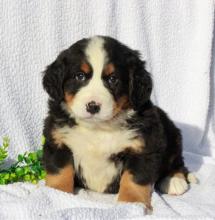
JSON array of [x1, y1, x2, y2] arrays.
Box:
[[43, 36, 152, 121]]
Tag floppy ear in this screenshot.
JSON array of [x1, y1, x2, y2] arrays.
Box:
[[128, 52, 152, 110], [43, 57, 66, 102]]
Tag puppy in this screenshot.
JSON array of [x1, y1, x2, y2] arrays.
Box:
[[42, 36, 196, 211]]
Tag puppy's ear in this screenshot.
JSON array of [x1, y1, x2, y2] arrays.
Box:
[[43, 56, 66, 102], [127, 51, 152, 110]]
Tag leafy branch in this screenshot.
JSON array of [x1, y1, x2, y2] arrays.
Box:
[[0, 137, 9, 165], [0, 136, 46, 185]]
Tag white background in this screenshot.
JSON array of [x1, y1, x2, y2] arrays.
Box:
[[0, 0, 214, 161]]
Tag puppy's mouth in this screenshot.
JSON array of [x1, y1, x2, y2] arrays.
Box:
[[76, 112, 114, 122]]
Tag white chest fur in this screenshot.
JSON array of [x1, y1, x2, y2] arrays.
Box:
[[54, 118, 143, 193]]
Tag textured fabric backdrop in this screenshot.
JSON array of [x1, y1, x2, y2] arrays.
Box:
[[0, 0, 214, 160], [0, 1, 215, 219]]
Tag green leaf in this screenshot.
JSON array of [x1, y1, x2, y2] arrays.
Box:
[[2, 137, 10, 148], [0, 137, 9, 164], [0, 178, 6, 184], [31, 165, 39, 175], [41, 136, 46, 146], [36, 149, 43, 159], [40, 170, 46, 178], [24, 157, 31, 164], [10, 172, 17, 180], [29, 152, 37, 162], [18, 154, 24, 162], [23, 174, 31, 181], [24, 166, 30, 174], [15, 167, 24, 176], [31, 179, 38, 184], [30, 174, 36, 180], [4, 173, 10, 180]]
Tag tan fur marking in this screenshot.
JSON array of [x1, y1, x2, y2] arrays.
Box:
[[63, 92, 75, 115], [126, 137, 145, 153], [80, 62, 91, 73], [113, 96, 131, 116], [104, 63, 115, 76], [118, 171, 153, 210], [51, 129, 64, 147], [45, 164, 74, 193], [64, 92, 74, 105], [172, 172, 186, 179]]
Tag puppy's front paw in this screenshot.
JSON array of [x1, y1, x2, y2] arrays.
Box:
[[159, 176, 188, 195]]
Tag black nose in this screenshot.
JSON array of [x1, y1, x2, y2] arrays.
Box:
[[86, 101, 101, 114]]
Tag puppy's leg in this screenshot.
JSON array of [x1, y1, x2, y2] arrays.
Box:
[[43, 142, 74, 193], [158, 168, 198, 195], [46, 164, 74, 193], [118, 170, 153, 211]]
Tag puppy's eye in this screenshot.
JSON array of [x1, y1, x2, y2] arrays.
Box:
[[108, 74, 118, 85], [75, 72, 86, 81]]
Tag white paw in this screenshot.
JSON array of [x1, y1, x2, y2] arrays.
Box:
[[187, 173, 198, 184], [159, 176, 188, 195]]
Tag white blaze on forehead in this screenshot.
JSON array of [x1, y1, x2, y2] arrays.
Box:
[[85, 37, 107, 79], [69, 36, 114, 121]]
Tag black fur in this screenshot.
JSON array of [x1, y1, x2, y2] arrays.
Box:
[[43, 38, 89, 102], [125, 104, 186, 186], [103, 36, 152, 109], [42, 36, 188, 194]]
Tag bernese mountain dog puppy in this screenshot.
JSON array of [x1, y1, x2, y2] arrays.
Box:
[[42, 36, 196, 211]]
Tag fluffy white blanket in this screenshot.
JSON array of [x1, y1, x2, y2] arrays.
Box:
[[0, 153, 215, 219], [0, 0, 214, 219]]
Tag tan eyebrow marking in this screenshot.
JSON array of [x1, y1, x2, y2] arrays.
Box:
[[103, 63, 115, 76], [80, 62, 91, 73]]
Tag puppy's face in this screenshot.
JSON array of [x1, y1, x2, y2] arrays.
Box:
[[43, 36, 152, 122]]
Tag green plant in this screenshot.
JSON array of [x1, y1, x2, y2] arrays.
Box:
[[0, 137, 9, 165], [0, 136, 46, 185]]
